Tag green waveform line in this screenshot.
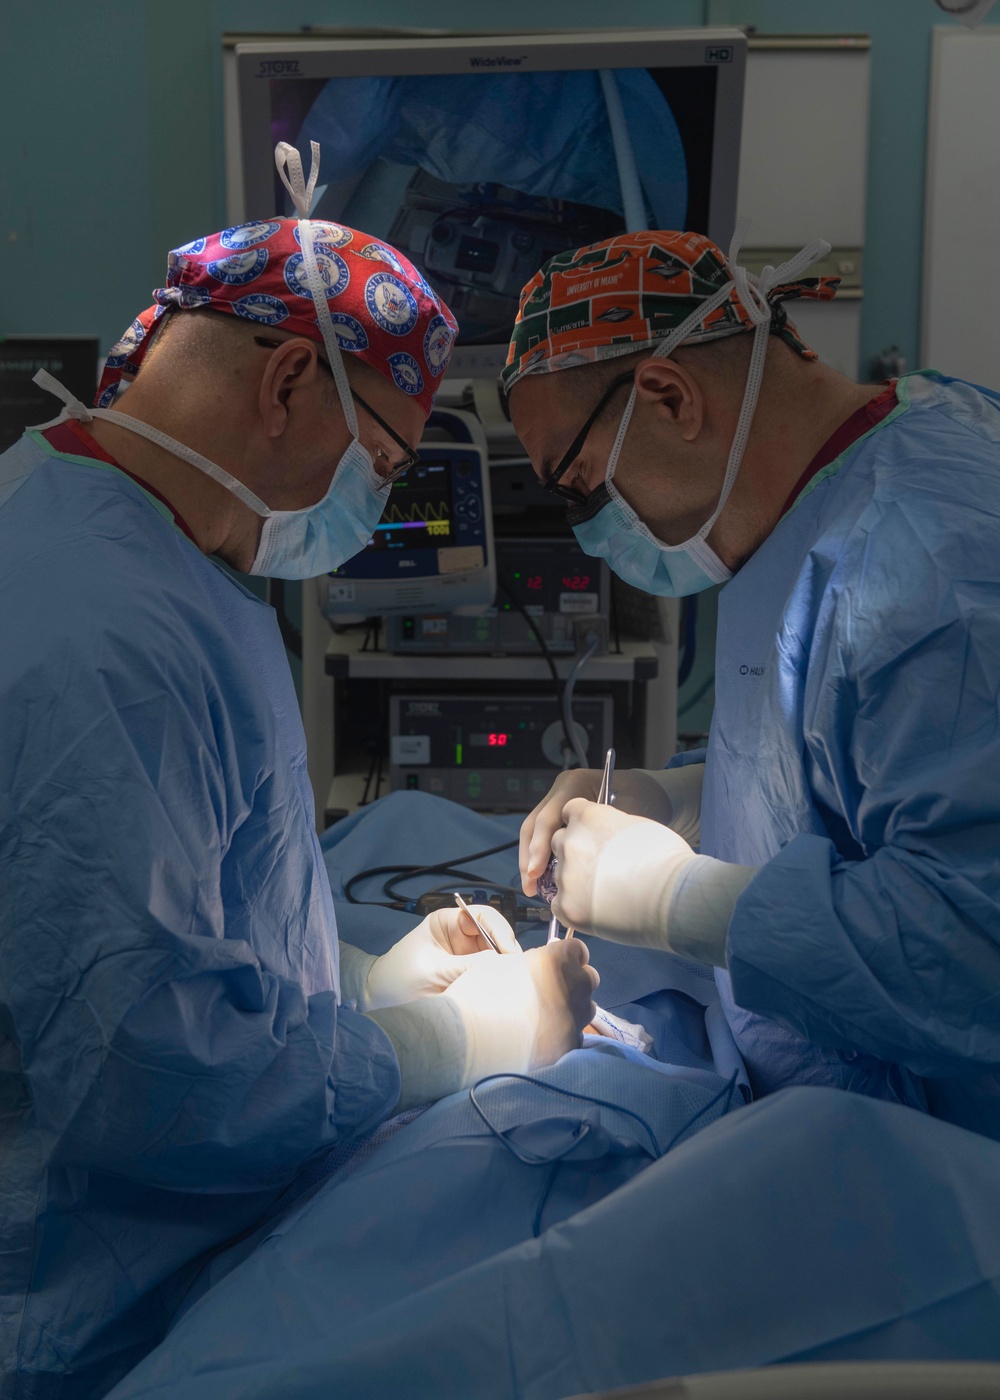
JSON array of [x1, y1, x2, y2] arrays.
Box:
[[382, 501, 451, 524]]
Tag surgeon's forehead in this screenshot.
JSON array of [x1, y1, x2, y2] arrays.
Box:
[[508, 374, 580, 474], [508, 373, 569, 428]]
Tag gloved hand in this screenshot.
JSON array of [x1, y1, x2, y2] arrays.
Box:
[[340, 905, 518, 1012], [368, 937, 600, 1111], [519, 763, 705, 896], [549, 798, 756, 966]]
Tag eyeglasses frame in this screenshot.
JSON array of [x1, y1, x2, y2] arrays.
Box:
[[542, 370, 637, 505], [253, 335, 421, 483]]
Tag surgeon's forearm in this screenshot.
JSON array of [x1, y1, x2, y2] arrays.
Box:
[[609, 765, 705, 845], [367, 955, 539, 1111], [606, 769, 676, 825], [587, 813, 756, 965], [338, 942, 377, 1011], [367, 998, 470, 1111], [666, 857, 758, 967], [640, 764, 705, 845]]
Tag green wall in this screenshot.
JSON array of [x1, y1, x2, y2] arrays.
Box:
[[4, 0, 995, 368], [3, 0, 994, 733]]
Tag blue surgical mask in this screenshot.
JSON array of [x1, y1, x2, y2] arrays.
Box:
[[569, 485, 732, 596], [564, 237, 832, 597], [249, 436, 387, 578]]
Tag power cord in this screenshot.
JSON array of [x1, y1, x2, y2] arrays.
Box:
[[359, 617, 382, 653], [382, 865, 514, 905], [497, 572, 591, 769], [359, 744, 379, 807], [677, 595, 698, 688], [342, 838, 520, 910], [561, 636, 599, 769], [358, 681, 390, 806]]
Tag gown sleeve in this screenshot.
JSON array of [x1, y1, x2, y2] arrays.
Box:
[[726, 510, 1000, 1078], [0, 615, 399, 1191]]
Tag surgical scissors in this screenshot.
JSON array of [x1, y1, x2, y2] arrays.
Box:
[[548, 748, 616, 943]]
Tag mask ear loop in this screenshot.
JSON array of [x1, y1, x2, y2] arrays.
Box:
[[274, 141, 362, 444], [602, 276, 738, 493], [603, 228, 832, 552], [30, 368, 273, 516], [694, 231, 832, 547]]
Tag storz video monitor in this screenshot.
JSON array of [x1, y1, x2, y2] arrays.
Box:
[[227, 29, 746, 376]]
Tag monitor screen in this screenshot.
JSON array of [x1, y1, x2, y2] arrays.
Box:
[[264, 68, 716, 349], [369, 459, 454, 552], [231, 32, 745, 373]]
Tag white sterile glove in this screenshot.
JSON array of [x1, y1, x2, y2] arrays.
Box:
[[550, 799, 757, 968], [520, 763, 705, 896], [643, 762, 705, 846], [368, 937, 599, 1111], [339, 906, 517, 1012]]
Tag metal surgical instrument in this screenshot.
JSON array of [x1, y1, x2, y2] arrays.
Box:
[[550, 747, 616, 942], [454, 891, 503, 953]]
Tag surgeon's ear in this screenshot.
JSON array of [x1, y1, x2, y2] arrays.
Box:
[[258, 339, 323, 440], [633, 357, 704, 444]]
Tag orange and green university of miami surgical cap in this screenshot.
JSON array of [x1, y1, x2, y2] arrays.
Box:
[[501, 230, 840, 394]]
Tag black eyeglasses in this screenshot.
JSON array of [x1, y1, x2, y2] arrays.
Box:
[[253, 335, 420, 483], [543, 371, 636, 505]]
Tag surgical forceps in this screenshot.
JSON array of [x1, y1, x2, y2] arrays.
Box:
[[454, 891, 503, 954], [548, 747, 616, 943]]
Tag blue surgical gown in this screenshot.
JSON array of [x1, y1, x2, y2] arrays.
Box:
[[0, 429, 399, 1397], [693, 371, 1000, 1138]]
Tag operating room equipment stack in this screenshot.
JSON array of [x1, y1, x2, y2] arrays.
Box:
[[301, 385, 679, 827]]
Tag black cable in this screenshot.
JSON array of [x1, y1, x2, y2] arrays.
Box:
[[373, 680, 389, 802], [359, 743, 378, 807], [496, 573, 578, 766], [359, 617, 383, 653], [410, 878, 528, 904], [383, 867, 515, 905], [343, 837, 518, 907], [677, 595, 699, 689], [358, 677, 389, 807], [610, 578, 623, 655], [347, 834, 509, 890]]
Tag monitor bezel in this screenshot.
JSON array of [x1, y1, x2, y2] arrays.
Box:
[[227, 29, 746, 377]]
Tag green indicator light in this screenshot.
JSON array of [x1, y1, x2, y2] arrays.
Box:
[[456, 743, 463, 766], [514, 571, 521, 579], [518, 721, 526, 729]]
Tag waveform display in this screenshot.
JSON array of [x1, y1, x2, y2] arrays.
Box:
[[370, 469, 454, 550], [381, 500, 451, 525], [374, 519, 450, 536]]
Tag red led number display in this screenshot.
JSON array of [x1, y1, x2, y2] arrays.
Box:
[[561, 575, 591, 591], [488, 733, 509, 746]]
